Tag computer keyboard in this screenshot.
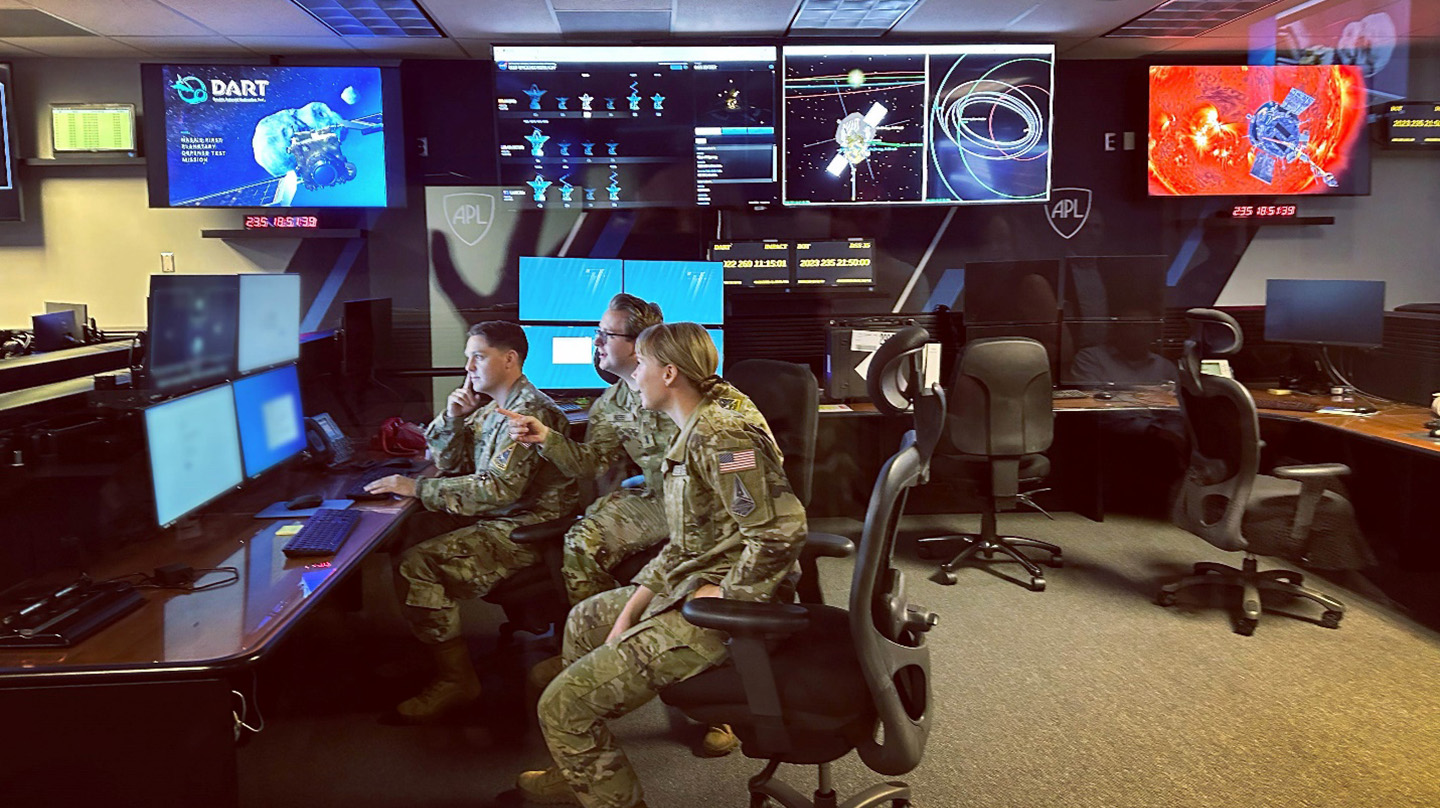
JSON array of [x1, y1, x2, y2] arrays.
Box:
[[555, 401, 585, 413], [282, 508, 363, 557], [1251, 396, 1320, 412], [0, 580, 145, 648], [1052, 389, 1090, 400], [342, 465, 405, 500]]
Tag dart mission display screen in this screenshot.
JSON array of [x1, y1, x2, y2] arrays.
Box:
[[1148, 65, 1370, 196], [493, 46, 778, 209], [141, 64, 405, 208], [782, 44, 1054, 206]]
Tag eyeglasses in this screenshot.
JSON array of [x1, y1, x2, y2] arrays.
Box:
[[594, 329, 636, 342]]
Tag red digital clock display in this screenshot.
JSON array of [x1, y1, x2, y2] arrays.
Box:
[[244, 215, 320, 229], [1230, 205, 1297, 218]]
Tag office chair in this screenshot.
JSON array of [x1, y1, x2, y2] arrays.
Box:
[[917, 336, 1062, 591], [660, 326, 942, 808], [1158, 308, 1346, 636]]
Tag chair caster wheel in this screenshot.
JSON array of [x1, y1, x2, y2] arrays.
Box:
[[938, 572, 957, 586], [1235, 618, 1257, 636], [892, 801, 911, 808], [1156, 591, 1176, 607], [1047, 555, 1064, 568], [1030, 577, 1046, 592], [749, 793, 775, 808], [1321, 610, 1343, 629]]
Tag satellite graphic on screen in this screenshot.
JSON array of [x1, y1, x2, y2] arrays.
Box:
[[161, 65, 389, 207]]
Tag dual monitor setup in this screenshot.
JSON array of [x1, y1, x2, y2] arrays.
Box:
[[518, 256, 723, 392]]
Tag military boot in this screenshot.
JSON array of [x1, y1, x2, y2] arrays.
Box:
[[526, 654, 566, 700], [700, 723, 739, 757], [516, 767, 581, 805], [395, 637, 481, 722]]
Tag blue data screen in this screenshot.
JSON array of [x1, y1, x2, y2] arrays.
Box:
[[519, 257, 623, 322], [522, 325, 606, 391], [623, 260, 724, 325], [233, 364, 307, 478], [238, 274, 301, 374], [145, 384, 244, 526]]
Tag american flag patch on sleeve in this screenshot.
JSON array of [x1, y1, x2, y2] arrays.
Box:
[[717, 449, 756, 473]]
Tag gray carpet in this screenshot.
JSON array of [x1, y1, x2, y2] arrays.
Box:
[[238, 512, 1440, 807]]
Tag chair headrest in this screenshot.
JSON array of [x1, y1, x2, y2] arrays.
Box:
[[866, 326, 932, 416], [1183, 308, 1243, 358]]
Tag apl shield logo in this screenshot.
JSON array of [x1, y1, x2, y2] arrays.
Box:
[[443, 192, 495, 247], [170, 75, 208, 105], [1045, 187, 1092, 240]]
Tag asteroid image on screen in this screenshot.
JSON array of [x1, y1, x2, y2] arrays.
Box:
[[153, 65, 393, 208], [1148, 65, 1369, 197], [783, 44, 1053, 206]]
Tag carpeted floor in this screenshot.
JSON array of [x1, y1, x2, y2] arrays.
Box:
[[237, 511, 1440, 808]]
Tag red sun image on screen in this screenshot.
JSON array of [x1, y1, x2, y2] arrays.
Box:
[[1148, 65, 1366, 196]]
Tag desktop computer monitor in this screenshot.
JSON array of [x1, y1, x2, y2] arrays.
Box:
[[148, 275, 239, 391], [963, 260, 1062, 324], [31, 310, 80, 351], [342, 297, 392, 377], [519, 257, 623, 322], [238, 274, 301, 374], [233, 364, 306, 478], [44, 301, 88, 336], [1062, 255, 1168, 321], [522, 325, 604, 392], [144, 383, 244, 527], [623, 260, 724, 325], [1265, 279, 1385, 348]]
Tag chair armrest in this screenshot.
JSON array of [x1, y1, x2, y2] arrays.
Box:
[[802, 532, 854, 560], [680, 598, 809, 637], [510, 514, 581, 545], [1272, 463, 1350, 480]]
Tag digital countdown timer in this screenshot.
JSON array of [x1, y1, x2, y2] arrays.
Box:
[[244, 215, 320, 229], [1229, 204, 1297, 219]]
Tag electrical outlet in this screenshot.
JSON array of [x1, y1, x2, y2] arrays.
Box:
[[160, 252, 175, 273]]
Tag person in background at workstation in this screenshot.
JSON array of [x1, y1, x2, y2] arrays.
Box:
[[515, 322, 807, 807], [365, 321, 577, 722], [1068, 315, 1176, 387], [502, 296, 757, 758]]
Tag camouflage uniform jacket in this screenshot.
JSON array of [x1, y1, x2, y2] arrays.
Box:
[[633, 382, 807, 618], [415, 375, 577, 520], [537, 380, 676, 492]]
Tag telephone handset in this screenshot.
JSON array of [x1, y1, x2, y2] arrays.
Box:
[[305, 413, 355, 467]]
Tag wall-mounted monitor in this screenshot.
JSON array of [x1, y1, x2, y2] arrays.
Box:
[[493, 45, 778, 210], [144, 384, 244, 528], [1148, 65, 1370, 196], [622, 260, 724, 325], [519, 257, 623, 322], [794, 239, 874, 287], [238, 274, 301, 374], [140, 63, 405, 208], [709, 241, 793, 288], [51, 103, 137, 154], [782, 44, 1054, 206], [233, 364, 306, 479], [1265, 278, 1385, 348], [1384, 101, 1440, 148], [148, 275, 239, 392], [0, 62, 20, 222]]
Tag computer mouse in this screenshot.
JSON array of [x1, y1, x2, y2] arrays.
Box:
[[1430, 429, 1440, 439], [285, 493, 324, 510], [1353, 406, 1378, 414], [1093, 392, 1115, 401]]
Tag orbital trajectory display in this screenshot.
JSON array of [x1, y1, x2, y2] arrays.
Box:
[[783, 44, 1054, 206]]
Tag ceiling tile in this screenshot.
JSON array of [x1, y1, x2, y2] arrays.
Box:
[[153, 0, 333, 37], [345, 36, 468, 57], [112, 36, 259, 57], [22, 0, 212, 36], [0, 37, 44, 56], [7, 35, 148, 56], [225, 35, 358, 54], [672, 0, 795, 35], [420, 0, 559, 37]]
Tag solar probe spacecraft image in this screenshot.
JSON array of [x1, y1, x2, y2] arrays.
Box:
[[1246, 87, 1338, 186]]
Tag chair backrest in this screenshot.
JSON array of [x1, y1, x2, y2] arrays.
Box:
[[947, 336, 1053, 458], [848, 325, 942, 777], [1173, 309, 1258, 552], [727, 359, 819, 506]]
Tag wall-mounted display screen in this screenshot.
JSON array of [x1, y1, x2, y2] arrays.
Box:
[[51, 103, 136, 153], [709, 241, 793, 287], [1385, 101, 1440, 147], [794, 239, 874, 286], [1148, 65, 1370, 196], [519, 257, 623, 322], [0, 62, 20, 222], [622, 260, 725, 325], [782, 44, 1054, 206], [141, 63, 405, 208], [494, 46, 777, 210]]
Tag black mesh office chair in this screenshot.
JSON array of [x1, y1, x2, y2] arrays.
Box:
[[917, 336, 1062, 591], [1159, 308, 1346, 636], [661, 326, 942, 808]]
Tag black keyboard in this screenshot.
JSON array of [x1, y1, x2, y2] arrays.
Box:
[[1251, 396, 1320, 412], [342, 466, 405, 500], [1052, 389, 1089, 400], [0, 581, 145, 648], [555, 401, 584, 413], [282, 508, 363, 557]]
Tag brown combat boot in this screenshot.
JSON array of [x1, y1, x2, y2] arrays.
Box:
[[516, 767, 581, 805], [395, 637, 481, 722], [526, 654, 566, 699], [700, 723, 739, 757]]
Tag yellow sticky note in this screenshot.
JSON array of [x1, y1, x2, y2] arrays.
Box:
[[277, 524, 303, 537]]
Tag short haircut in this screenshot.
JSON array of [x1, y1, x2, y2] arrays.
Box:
[[607, 293, 664, 336], [466, 320, 528, 364]]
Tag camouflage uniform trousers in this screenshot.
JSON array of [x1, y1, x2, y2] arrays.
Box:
[[397, 516, 541, 644], [562, 488, 669, 605], [537, 585, 730, 808]]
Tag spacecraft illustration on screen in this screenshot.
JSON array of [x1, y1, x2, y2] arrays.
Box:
[[1246, 87, 1337, 187]]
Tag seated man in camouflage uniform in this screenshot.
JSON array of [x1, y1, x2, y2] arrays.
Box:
[[503, 295, 751, 757], [366, 321, 577, 722]]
